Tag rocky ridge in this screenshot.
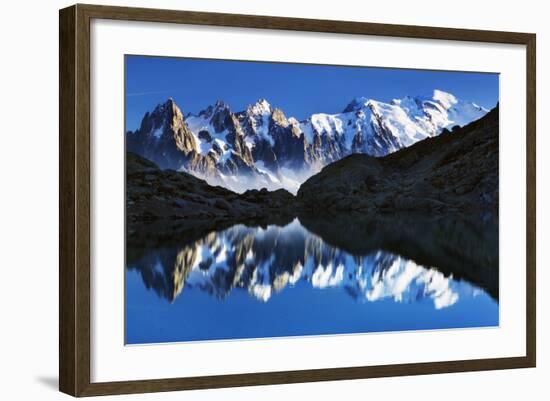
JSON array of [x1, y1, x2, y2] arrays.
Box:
[[127, 90, 489, 193]]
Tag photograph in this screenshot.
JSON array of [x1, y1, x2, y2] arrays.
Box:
[[124, 55, 500, 345], [0, 0, 543, 398]]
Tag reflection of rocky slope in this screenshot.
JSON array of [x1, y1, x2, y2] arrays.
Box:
[[127, 91, 487, 193], [297, 105, 499, 212], [126, 152, 294, 224], [127, 214, 497, 304], [299, 212, 498, 299]]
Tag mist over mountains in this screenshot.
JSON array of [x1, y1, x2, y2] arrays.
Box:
[[126, 90, 488, 193]]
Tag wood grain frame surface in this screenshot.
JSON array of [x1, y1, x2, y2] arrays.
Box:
[[59, 3, 536, 397]]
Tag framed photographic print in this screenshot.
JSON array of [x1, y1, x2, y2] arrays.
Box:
[[59, 4, 536, 397]]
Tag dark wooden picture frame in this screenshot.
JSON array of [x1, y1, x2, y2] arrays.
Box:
[[59, 3, 536, 397]]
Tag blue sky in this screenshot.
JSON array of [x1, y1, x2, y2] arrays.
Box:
[[125, 55, 499, 132]]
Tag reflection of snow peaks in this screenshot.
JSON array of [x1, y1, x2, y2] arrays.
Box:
[[134, 220, 479, 308], [311, 263, 345, 289], [366, 253, 459, 309]]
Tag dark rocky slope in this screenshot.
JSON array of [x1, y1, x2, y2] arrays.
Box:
[[297, 105, 499, 212], [126, 152, 295, 226]]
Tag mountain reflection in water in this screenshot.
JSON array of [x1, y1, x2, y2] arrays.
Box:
[[126, 213, 498, 344]]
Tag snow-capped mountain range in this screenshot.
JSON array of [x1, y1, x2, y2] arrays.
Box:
[[128, 219, 483, 308], [127, 90, 489, 193]]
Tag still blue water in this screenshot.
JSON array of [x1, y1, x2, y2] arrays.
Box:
[[125, 217, 498, 344]]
